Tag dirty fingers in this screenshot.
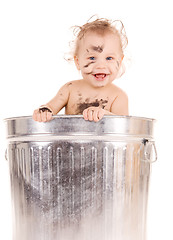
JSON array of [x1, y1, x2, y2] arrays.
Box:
[[83, 107, 105, 122]]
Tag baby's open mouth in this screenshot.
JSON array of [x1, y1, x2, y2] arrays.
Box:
[[93, 73, 107, 80], [94, 73, 106, 78]]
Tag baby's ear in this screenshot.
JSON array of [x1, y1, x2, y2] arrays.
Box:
[[119, 55, 124, 66], [118, 55, 124, 69], [74, 56, 80, 70]]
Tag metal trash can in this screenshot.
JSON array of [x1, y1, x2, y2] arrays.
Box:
[[4, 115, 157, 240]]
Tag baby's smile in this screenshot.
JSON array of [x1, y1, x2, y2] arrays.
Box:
[[92, 73, 109, 81], [74, 31, 123, 88]]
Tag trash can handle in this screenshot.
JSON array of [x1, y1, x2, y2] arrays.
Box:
[[5, 149, 8, 161], [141, 140, 157, 163]]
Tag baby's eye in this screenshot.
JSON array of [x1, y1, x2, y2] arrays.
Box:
[[89, 56, 95, 60], [106, 56, 113, 60]]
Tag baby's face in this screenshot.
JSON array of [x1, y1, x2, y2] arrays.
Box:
[[74, 31, 123, 88]]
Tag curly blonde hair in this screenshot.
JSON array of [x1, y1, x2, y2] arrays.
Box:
[[67, 16, 128, 61]]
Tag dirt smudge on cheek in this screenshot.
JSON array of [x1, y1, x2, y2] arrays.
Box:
[[84, 61, 95, 68]]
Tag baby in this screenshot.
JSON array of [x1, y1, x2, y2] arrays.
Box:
[[33, 17, 129, 122]]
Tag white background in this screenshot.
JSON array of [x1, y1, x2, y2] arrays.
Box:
[[0, 0, 173, 239]]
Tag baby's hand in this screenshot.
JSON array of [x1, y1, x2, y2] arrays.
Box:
[[32, 108, 53, 122], [83, 107, 106, 122]]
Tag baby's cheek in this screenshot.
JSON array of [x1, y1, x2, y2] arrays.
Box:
[[82, 61, 95, 74], [112, 61, 120, 71]]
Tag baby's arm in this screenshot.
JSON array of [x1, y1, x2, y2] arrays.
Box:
[[33, 82, 71, 122]]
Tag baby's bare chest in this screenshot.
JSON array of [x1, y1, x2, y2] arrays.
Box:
[[66, 90, 115, 115]]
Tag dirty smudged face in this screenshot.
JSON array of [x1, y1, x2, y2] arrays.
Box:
[[83, 45, 103, 68], [83, 44, 120, 74], [74, 32, 123, 88]]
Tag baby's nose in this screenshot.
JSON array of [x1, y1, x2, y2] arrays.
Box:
[[95, 59, 106, 69]]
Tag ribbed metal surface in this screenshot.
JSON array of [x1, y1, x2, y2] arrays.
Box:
[[5, 116, 156, 240], [8, 139, 150, 240]]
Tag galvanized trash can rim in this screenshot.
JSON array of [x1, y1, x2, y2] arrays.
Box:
[[4, 115, 156, 140]]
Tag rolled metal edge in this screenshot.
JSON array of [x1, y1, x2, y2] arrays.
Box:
[[4, 115, 156, 140]]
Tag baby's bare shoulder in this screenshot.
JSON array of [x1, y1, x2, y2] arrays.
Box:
[[62, 80, 82, 91], [64, 79, 82, 87], [109, 84, 128, 97]]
